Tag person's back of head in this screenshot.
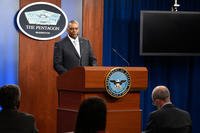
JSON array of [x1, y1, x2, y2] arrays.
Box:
[[0, 84, 21, 110], [75, 97, 107, 133], [152, 85, 171, 108]]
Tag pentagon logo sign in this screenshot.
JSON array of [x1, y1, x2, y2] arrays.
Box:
[[17, 2, 68, 40], [105, 67, 131, 98]]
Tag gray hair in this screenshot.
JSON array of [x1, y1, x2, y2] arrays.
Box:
[[67, 20, 79, 28]]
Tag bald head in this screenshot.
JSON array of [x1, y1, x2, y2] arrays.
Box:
[[152, 85, 170, 103]]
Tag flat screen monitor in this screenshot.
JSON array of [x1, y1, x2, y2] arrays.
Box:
[[140, 11, 200, 56]]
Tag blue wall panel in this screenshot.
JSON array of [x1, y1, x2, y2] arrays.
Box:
[[0, 0, 19, 86]]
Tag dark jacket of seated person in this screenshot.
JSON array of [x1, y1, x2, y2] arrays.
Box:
[[0, 84, 38, 133]]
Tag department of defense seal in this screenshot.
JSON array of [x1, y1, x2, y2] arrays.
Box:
[[105, 67, 131, 98]]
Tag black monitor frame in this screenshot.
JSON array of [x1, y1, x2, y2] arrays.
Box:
[[140, 10, 200, 56]]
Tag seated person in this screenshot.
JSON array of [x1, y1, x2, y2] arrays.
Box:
[[74, 97, 107, 133], [0, 84, 38, 133], [144, 85, 192, 133]]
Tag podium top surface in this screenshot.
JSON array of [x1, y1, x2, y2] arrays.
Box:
[[57, 66, 148, 91]]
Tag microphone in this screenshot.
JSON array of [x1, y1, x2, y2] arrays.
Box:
[[112, 48, 130, 66]]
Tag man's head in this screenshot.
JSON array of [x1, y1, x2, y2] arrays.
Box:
[[67, 20, 79, 39], [152, 85, 171, 109], [0, 84, 21, 110]]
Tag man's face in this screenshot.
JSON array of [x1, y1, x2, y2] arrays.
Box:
[[67, 22, 79, 39]]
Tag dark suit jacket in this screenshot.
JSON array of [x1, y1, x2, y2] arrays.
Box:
[[145, 104, 192, 133], [0, 109, 38, 133], [53, 36, 97, 74]]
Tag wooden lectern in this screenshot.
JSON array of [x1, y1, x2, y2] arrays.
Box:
[[57, 66, 148, 133]]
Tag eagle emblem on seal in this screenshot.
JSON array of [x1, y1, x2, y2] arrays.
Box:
[[110, 79, 126, 88]]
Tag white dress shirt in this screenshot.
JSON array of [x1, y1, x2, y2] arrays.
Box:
[[68, 35, 81, 57]]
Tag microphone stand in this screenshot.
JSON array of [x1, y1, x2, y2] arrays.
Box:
[[112, 48, 130, 66]]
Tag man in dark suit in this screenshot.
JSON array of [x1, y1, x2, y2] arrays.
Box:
[[0, 84, 38, 133], [53, 20, 97, 74], [144, 85, 192, 133]]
